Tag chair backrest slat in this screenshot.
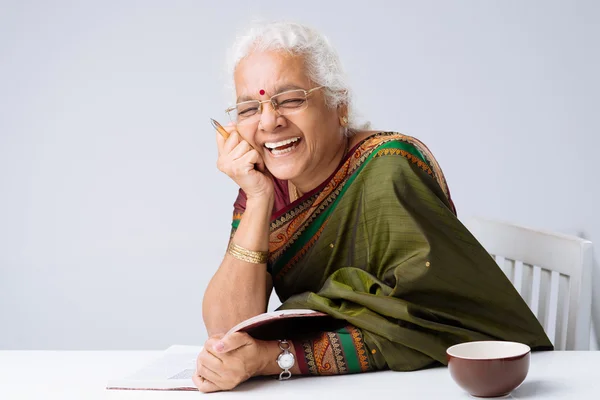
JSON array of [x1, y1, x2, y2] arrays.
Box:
[[465, 217, 593, 350], [513, 260, 524, 295], [557, 274, 570, 350], [530, 265, 542, 319], [544, 270, 561, 345]]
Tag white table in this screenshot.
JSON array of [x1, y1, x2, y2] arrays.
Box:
[[0, 350, 597, 399]]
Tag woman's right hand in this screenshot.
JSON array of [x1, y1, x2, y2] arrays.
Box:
[[216, 124, 274, 201]]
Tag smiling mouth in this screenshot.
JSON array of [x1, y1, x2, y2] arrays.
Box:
[[264, 137, 301, 156]]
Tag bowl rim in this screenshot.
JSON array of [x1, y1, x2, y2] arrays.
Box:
[[446, 340, 531, 361]]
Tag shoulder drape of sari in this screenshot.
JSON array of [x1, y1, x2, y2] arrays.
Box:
[[258, 132, 552, 372]]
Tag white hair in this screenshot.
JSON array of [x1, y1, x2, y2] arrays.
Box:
[[226, 20, 370, 134]]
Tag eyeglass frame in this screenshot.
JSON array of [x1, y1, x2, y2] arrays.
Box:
[[225, 86, 325, 123]]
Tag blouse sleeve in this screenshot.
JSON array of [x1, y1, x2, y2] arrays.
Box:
[[292, 325, 376, 375]]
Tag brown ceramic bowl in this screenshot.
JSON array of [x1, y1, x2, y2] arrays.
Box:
[[446, 341, 531, 398]]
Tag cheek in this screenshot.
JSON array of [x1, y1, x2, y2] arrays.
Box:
[[303, 108, 338, 143], [297, 119, 324, 147]]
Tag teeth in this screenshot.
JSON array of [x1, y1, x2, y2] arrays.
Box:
[[264, 137, 300, 149], [271, 145, 296, 155]]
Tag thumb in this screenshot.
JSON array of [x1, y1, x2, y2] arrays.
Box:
[[255, 157, 268, 174], [214, 332, 253, 354], [255, 158, 272, 179]]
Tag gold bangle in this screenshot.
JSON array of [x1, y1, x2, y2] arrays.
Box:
[[227, 242, 269, 264]]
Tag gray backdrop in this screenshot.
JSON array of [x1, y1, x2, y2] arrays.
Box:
[[1, 0, 598, 350]]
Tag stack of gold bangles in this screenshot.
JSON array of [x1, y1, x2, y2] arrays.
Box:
[[227, 242, 269, 264]]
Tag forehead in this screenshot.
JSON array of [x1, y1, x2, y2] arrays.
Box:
[[234, 50, 311, 101]]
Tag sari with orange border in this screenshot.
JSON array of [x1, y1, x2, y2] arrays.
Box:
[[231, 132, 552, 375]]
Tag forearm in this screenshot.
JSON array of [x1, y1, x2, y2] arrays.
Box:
[[203, 196, 274, 335]]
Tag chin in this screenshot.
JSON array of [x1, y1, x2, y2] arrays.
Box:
[[266, 162, 301, 181]]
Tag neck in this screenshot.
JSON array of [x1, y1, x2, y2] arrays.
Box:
[[292, 136, 349, 196]]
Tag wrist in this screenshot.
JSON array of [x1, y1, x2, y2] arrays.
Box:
[[246, 192, 274, 209], [255, 339, 300, 377]]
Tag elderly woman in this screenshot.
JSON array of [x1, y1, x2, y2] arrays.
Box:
[[194, 21, 552, 393]]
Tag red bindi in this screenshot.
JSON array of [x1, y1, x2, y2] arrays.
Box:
[[259, 89, 265, 96]]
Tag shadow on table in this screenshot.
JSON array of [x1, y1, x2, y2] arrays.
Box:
[[509, 380, 565, 399], [233, 376, 288, 392], [234, 375, 322, 392]]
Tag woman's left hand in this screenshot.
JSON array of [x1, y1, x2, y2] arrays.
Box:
[[193, 332, 270, 393]]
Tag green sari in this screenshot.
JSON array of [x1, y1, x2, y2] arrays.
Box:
[[232, 132, 552, 375]]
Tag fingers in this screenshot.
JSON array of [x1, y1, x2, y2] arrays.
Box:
[[201, 338, 225, 363], [216, 132, 225, 156], [220, 147, 263, 179], [194, 346, 225, 392], [217, 131, 256, 172], [192, 373, 221, 393], [197, 341, 224, 370], [193, 334, 255, 393], [214, 125, 272, 197], [256, 156, 268, 175], [214, 332, 253, 354], [223, 131, 242, 154], [238, 149, 262, 171], [196, 362, 221, 384], [200, 348, 224, 369], [228, 140, 253, 161], [216, 133, 241, 173], [216, 128, 240, 156], [225, 121, 237, 134], [217, 121, 237, 140]]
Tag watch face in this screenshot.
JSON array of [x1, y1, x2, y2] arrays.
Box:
[[278, 352, 295, 369]]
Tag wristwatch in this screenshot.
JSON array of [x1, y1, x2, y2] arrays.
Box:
[[276, 340, 295, 380]]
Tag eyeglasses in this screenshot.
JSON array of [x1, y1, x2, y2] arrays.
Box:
[[225, 86, 325, 125]]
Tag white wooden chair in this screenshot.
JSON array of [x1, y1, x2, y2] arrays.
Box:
[[464, 217, 593, 350]]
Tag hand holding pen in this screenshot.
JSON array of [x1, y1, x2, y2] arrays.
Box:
[[211, 118, 273, 200]]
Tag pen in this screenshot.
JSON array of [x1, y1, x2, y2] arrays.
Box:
[[210, 118, 230, 140]]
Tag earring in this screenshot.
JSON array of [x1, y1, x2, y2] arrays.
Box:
[[340, 116, 348, 126]]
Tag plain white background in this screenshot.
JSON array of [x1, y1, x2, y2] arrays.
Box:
[[1, 0, 598, 350]]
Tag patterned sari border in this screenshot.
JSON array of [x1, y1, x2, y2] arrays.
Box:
[[348, 326, 371, 372], [273, 219, 328, 278], [294, 326, 371, 375], [374, 147, 433, 176]]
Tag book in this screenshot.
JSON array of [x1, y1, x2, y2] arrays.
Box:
[[224, 308, 336, 341], [106, 344, 201, 391], [106, 309, 333, 391]]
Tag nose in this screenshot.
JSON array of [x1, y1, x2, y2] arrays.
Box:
[[258, 101, 284, 131]]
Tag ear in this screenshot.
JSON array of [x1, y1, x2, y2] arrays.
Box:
[[337, 103, 349, 127]]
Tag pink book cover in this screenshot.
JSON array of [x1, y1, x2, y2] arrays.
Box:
[[226, 309, 341, 340]]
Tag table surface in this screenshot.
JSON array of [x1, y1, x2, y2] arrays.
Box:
[[0, 350, 598, 399]]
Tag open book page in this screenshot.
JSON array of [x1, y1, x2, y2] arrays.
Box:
[[106, 345, 202, 391]]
